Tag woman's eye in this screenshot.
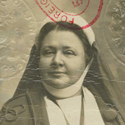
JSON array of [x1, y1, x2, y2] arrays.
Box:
[[64, 50, 75, 55], [43, 50, 55, 56]]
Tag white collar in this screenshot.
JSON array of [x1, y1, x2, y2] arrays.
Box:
[[44, 87, 105, 125], [83, 87, 105, 125]]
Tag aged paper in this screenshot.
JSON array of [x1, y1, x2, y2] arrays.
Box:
[[0, 0, 125, 124]]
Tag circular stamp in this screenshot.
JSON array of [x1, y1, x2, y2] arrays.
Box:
[[49, 0, 90, 16], [0, 0, 37, 78], [35, 0, 103, 29], [104, 0, 125, 65]]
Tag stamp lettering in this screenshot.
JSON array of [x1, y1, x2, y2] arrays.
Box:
[[70, 0, 83, 7], [53, 11, 61, 18], [48, 6, 55, 14], [35, 0, 103, 29], [40, 0, 48, 5], [61, 15, 68, 22]]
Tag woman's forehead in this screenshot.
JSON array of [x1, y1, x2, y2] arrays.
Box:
[[41, 30, 84, 49]]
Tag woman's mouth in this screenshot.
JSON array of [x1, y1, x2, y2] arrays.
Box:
[[48, 71, 66, 76]]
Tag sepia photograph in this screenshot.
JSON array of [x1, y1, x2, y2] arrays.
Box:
[[0, 0, 125, 125]]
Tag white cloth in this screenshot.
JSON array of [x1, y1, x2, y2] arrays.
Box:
[[45, 93, 82, 125], [83, 87, 105, 125], [44, 87, 105, 125]]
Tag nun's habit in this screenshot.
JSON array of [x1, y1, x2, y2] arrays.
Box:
[[0, 14, 124, 125]]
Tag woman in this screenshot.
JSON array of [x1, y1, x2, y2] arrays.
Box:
[[0, 14, 124, 125]]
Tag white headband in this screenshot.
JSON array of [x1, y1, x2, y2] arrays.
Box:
[[35, 13, 95, 47]]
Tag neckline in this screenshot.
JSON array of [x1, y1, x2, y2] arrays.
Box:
[[46, 89, 84, 125]]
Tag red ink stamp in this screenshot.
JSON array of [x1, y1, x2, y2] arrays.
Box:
[[70, 0, 83, 7], [35, 0, 103, 29]]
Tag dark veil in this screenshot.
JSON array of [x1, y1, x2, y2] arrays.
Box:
[[14, 22, 125, 123]]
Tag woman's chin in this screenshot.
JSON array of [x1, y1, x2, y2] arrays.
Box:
[[43, 79, 72, 89]]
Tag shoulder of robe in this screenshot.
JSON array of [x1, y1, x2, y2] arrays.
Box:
[[0, 92, 34, 125], [85, 85, 124, 125]]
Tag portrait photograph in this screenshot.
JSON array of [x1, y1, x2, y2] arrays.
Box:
[[0, 0, 125, 125]]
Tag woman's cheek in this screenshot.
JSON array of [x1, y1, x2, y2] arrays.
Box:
[[66, 58, 85, 75], [39, 59, 50, 78], [39, 57, 51, 67]]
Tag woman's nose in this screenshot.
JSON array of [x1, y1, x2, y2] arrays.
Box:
[[51, 52, 64, 67]]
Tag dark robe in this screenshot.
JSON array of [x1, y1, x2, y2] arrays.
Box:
[[0, 84, 123, 125]]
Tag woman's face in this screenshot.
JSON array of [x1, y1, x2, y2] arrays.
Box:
[[39, 30, 86, 89]]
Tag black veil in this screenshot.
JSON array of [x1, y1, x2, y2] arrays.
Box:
[[13, 22, 125, 123]]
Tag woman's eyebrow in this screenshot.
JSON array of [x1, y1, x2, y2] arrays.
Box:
[[43, 46, 55, 49], [63, 46, 77, 51]]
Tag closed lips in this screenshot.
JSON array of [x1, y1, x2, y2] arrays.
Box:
[[49, 71, 66, 74]]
